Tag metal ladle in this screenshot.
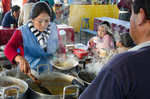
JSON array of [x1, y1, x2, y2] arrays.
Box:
[[27, 73, 52, 95]]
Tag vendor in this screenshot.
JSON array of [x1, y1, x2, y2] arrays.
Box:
[[4, 2, 66, 74]]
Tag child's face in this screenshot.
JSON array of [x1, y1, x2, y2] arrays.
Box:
[[116, 40, 122, 47], [97, 26, 106, 38]]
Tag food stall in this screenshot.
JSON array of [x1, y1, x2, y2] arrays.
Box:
[[0, 0, 129, 98]]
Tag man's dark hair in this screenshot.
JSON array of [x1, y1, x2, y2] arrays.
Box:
[[30, 1, 52, 19], [119, 32, 134, 47], [11, 5, 20, 13], [133, 0, 150, 20]]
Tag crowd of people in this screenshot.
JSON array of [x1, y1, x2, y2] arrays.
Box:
[[1, 0, 69, 27], [2, 0, 150, 98]]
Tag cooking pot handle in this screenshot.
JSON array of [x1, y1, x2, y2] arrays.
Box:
[[37, 64, 50, 75], [72, 79, 85, 91], [1, 86, 19, 99], [63, 85, 79, 99]]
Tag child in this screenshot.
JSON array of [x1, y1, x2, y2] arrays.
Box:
[[108, 32, 134, 58], [106, 32, 134, 62], [115, 32, 134, 53], [88, 24, 115, 54]]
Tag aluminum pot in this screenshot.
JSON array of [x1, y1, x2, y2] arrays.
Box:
[[0, 76, 28, 99], [77, 69, 96, 87], [27, 72, 84, 99], [1, 68, 37, 82]]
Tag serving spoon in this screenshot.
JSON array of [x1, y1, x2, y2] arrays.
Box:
[[17, 63, 51, 94]]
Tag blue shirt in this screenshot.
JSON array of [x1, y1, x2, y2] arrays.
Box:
[[78, 46, 150, 99], [2, 11, 18, 27]]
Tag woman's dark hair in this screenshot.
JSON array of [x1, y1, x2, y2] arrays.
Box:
[[27, 0, 37, 3], [119, 32, 134, 47], [30, 1, 52, 20], [133, 0, 150, 20]]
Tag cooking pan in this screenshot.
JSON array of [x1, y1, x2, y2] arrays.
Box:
[[77, 69, 96, 86], [27, 72, 84, 99], [50, 58, 78, 70]]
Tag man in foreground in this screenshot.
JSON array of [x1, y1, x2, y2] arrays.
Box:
[[78, 0, 150, 98]]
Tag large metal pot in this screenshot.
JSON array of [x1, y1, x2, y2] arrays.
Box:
[[1, 69, 37, 82], [27, 72, 84, 99], [77, 69, 96, 87], [0, 76, 28, 99]]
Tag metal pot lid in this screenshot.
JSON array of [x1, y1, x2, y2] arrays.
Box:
[[1, 69, 37, 81]]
